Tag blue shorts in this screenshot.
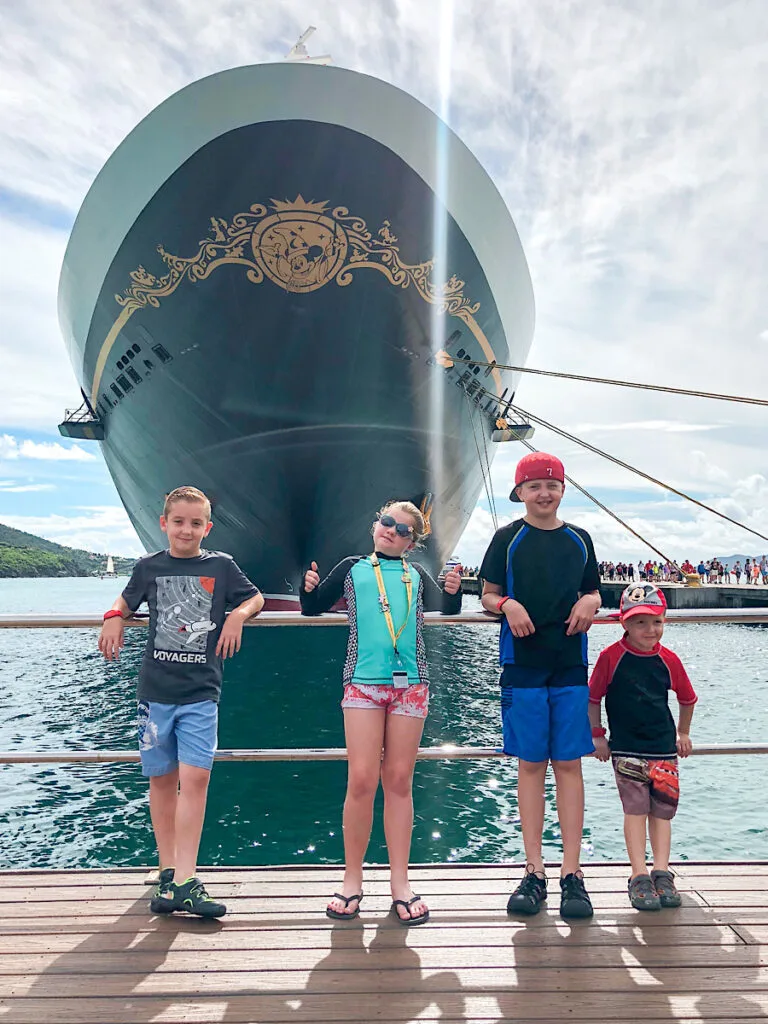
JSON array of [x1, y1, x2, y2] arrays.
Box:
[[137, 700, 218, 777], [500, 666, 593, 763]]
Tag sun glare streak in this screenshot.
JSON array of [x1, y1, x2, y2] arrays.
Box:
[[429, 0, 454, 524]]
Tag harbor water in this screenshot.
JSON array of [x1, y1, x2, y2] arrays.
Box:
[[0, 577, 766, 869]]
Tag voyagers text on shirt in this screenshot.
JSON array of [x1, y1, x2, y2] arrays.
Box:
[[121, 549, 259, 705]]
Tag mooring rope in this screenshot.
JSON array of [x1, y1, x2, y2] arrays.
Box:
[[449, 356, 768, 408], [464, 386, 499, 530], [510, 401, 768, 544]]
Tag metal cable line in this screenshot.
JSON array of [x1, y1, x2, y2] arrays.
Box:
[[449, 356, 768, 407], [463, 387, 498, 530], [449, 373, 768, 545], [510, 400, 768, 544]]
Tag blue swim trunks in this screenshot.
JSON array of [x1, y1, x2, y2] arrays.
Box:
[[500, 665, 593, 763], [137, 700, 218, 777]]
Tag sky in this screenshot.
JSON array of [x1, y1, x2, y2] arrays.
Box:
[[1, 0, 766, 565]]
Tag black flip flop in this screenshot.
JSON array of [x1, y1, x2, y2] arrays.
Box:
[[326, 892, 363, 920], [391, 895, 430, 926]]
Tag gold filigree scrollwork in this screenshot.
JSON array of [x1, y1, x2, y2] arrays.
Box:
[[116, 204, 269, 313], [115, 196, 480, 320], [94, 195, 501, 403]]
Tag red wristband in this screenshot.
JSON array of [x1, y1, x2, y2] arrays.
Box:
[[103, 609, 124, 621], [591, 726, 606, 738], [496, 596, 510, 613]]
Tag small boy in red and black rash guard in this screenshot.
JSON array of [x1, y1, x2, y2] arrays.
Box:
[[588, 584, 698, 911]]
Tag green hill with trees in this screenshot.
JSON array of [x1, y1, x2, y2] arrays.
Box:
[[0, 523, 136, 578]]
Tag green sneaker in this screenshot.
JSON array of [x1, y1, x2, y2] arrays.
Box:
[[168, 877, 227, 918], [149, 867, 176, 915]]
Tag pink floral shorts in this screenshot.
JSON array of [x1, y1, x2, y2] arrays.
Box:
[[341, 682, 429, 719]]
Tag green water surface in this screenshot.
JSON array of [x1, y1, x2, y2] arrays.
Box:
[[0, 578, 766, 868]]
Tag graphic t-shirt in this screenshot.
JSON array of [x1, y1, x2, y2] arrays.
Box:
[[588, 638, 698, 757], [121, 549, 259, 705], [479, 519, 600, 670], [299, 553, 461, 686]]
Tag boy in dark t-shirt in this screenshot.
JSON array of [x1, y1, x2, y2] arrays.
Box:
[[589, 583, 697, 911], [479, 452, 601, 919], [98, 486, 263, 917]]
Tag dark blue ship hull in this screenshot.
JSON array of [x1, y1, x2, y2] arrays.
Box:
[[59, 64, 534, 605]]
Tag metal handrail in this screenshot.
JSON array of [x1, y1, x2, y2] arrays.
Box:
[[2, 607, 768, 628], [2, 611, 765, 764], [1, 743, 765, 764]]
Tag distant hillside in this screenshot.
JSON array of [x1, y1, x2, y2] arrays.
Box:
[[0, 523, 136, 578], [716, 554, 765, 568]]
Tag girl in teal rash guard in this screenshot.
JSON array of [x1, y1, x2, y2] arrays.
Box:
[[300, 500, 463, 925]]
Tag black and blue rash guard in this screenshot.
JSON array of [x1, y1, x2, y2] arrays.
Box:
[[480, 519, 600, 670]]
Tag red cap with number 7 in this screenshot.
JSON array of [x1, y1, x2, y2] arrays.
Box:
[[510, 452, 565, 501]]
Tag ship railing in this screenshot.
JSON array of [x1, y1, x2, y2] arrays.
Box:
[[3, 608, 768, 628], [1, 609, 765, 764], [1, 743, 766, 765]]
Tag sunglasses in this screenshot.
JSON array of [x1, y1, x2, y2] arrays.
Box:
[[378, 514, 414, 538]]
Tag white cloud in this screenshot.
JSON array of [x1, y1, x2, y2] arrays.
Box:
[[688, 450, 729, 485], [760, 329, 768, 342], [0, 506, 143, 557], [571, 421, 720, 435], [0, 481, 55, 493], [0, 218, 77, 430], [0, 434, 96, 462]]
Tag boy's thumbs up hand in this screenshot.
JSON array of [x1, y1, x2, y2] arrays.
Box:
[[304, 561, 320, 592]]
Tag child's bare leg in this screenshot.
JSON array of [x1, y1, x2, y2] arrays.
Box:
[[648, 815, 672, 872], [517, 760, 548, 874], [381, 712, 426, 920], [552, 759, 585, 875], [624, 814, 650, 877], [327, 709, 386, 915], [148, 769, 179, 870], [174, 763, 211, 882]]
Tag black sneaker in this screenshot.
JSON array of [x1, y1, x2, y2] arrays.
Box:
[[651, 869, 682, 908], [149, 867, 176, 915], [560, 871, 594, 919], [167, 877, 227, 918], [506, 866, 547, 915]]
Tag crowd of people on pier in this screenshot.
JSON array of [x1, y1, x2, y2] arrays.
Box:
[[98, 453, 706, 925], [600, 557, 768, 585]]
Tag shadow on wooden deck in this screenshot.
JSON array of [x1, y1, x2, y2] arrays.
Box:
[[0, 862, 766, 1022]]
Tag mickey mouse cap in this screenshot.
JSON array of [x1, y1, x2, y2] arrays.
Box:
[[619, 583, 668, 621]]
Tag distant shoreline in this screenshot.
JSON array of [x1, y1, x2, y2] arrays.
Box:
[[0, 523, 136, 579], [0, 571, 129, 580]]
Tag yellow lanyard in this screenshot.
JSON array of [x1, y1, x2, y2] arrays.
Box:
[[370, 553, 413, 656]]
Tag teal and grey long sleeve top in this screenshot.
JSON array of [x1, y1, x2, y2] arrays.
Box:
[[300, 553, 462, 686]]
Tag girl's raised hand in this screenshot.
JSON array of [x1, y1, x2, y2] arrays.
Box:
[[444, 564, 462, 595], [304, 561, 321, 592]]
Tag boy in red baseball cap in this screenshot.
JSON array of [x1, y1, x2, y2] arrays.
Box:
[[480, 452, 602, 919], [588, 583, 697, 911]]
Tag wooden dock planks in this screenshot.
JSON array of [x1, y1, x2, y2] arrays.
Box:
[[0, 861, 766, 1022]]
